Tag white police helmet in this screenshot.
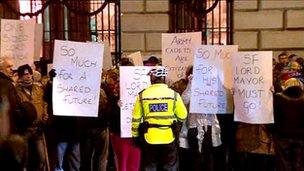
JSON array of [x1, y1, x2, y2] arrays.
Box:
[[148, 67, 168, 77]]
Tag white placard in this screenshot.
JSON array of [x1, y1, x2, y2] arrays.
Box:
[[128, 51, 143, 66], [190, 45, 238, 114], [34, 24, 43, 61], [102, 40, 113, 70], [53, 40, 104, 117], [233, 51, 274, 124], [120, 66, 151, 137], [162, 32, 202, 85], [1, 19, 35, 68]]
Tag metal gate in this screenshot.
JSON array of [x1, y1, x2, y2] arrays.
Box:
[[170, 0, 233, 45], [0, 0, 121, 71]]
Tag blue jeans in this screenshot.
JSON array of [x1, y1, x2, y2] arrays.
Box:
[[54, 142, 80, 171]]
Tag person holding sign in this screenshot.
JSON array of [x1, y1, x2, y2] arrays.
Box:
[[104, 59, 141, 171], [132, 67, 187, 170], [43, 69, 81, 171], [176, 66, 222, 171]]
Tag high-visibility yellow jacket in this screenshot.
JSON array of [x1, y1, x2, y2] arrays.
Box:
[[132, 83, 187, 144]]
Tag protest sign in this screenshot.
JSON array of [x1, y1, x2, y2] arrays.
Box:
[[102, 40, 113, 70], [1, 19, 35, 68], [162, 32, 202, 85], [233, 51, 274, 123], [34, 23, 43, 61], [128, 51, 143, 66], [120, 66, 151, 137], [190, 45, 238, 114], [53, 40, 104, 117]]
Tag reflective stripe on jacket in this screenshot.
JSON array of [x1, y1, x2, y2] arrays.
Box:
[[132, 83, 187, 144]]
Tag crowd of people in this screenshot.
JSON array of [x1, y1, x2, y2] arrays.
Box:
[[0, 52, 304, 171]]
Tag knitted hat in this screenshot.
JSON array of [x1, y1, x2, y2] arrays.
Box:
[[282, 78, 304, 90]]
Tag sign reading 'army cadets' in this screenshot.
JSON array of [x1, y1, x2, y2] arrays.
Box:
[[120, 66, 151, 137], [53, 40, 104, 117], [162, 32, 202, 85], [190, 45, 238, 114], [232, 51, 274, 124], [1, 19, 35, 68]]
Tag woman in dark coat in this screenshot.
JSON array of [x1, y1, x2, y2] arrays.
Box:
[[274, 78, 304, 171]]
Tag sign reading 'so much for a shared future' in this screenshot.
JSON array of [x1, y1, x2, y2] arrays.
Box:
[[190, 45, 238, 114], [53, 40, 104, 117], [232, 51, 274, 124]]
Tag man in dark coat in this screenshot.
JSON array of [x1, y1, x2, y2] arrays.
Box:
[[0, 57, 36, 171]]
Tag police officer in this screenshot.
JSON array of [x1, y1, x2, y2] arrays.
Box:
[[132, 67, 188, 171]]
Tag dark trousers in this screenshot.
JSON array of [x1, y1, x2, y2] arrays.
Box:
[[234, 152, 275, 171], [142, 142, 177, 171], [275, 137, 304, 171], [186, 127, 226, 171], [27, 133, 47, 171], [80, 128, 109, 171]]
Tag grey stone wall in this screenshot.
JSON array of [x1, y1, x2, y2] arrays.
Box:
[[121, 0, 169, 59], [234, 0, 304, 58], [121, 0, 304, 59]]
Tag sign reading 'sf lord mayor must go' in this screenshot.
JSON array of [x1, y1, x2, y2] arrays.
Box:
[[190, 45, 238, 114], [120, 66, 151, 138], [1, 19, 35, 68], [232, 51, 274, 124], [53, 40, 104, 117], [162, 32, 202, 85]]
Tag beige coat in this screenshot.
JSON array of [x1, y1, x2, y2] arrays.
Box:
[[15, 84, 48, 127]]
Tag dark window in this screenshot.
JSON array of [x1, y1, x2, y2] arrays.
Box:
[[169, 0, 233, 45]]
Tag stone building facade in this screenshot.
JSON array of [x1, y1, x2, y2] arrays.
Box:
[[121, 0, 304, 59]]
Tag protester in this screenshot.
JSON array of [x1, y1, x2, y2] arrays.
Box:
[[15, 64, 49, 171], [177, 66, 222, 171], [143, 56, 160, 66], [105, 57, 141, 171], [43, 69, 81, 171], [80, 85, 110, 171], [0, 57, 29, 171], [274, 78, 304, 171], [234, 123, 275, 171], [132, 66, 187, 170]]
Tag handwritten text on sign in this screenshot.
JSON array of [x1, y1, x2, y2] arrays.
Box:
[[53, 40, 104, 117], [162, 32, 202, 85], [190, 45, 238, 114], [1, 19, 35, 68], [120, 66, 151, 138], [233, 51, 273, 124]]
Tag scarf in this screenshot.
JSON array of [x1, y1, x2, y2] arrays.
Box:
[[17, 77, 33, 89]]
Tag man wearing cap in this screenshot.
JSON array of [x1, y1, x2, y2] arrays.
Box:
[[132, 67, 187, 170]]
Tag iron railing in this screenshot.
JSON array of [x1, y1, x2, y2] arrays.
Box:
[[170, 0, 233, 45]]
